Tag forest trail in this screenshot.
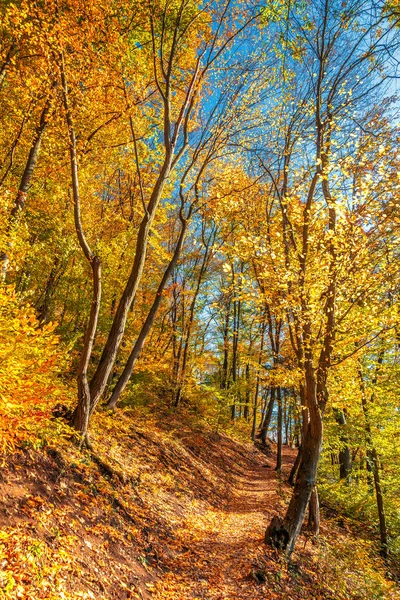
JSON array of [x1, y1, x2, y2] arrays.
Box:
[[151, 445, 297, 599], [1, 412, 397, 600]]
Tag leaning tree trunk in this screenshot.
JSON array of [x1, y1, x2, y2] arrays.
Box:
[[11, 97, 52, 218], [1, 96, 52, 277], [106, 214, 189, 409], [265, 412, 322, 553]]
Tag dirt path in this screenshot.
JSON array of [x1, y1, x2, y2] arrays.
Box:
[[152, 445, 296, 600]]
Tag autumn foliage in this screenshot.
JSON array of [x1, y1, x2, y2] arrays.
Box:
[[0, 286, 62, 453], [0, 0, 400, 597]]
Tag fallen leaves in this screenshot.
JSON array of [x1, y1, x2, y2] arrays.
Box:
[[0, 410, 398, 599]]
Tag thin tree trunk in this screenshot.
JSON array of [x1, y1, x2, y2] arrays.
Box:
[[59, 52, 102, 443], [35, 256, 62, 323], [171, 268, 180, 395], [88, 156, 173, 414], [336, 408, 351, 482], [275, 387, 282, 472], [244, 362, 250, 421], [251, 318, 266, 440], [359, 363, 388, 558], [0, 42, 15, 90], [283, 389, 289, 444], [258, 387, 275, 446], [221, 296, 230, 390], [107, 214, 189, 409], [172, 277, 186, 404], [11, 97, 52, 217], [308, 486, 320, 535], [231, 295, 239, 420], [173, 227, 214, 407], [1, 96, 52, 277]]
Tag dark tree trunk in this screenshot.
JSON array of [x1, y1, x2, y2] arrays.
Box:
[[220, 297, 230, 390], [11, 98, 51, 217], [359, 364, 388, 558], [35, 256, 62, 323], [266, 405, 323, 555], [244, 362, 250, 421], [251, 377, 260, 441], [231, 295, 240, 420], [371, 448, 388, 559], [307, 486, 320, 535], [88, 167, 172, 414], [283, 389, 289, 444], [258, 387, 275, 446], [251, 319, 266, 440], [266, 359, 324, 556], [335, 408, 351, 481], [1, 97, 52, 277], [275, 387, 282, 472], [173, 227, 214, 408]]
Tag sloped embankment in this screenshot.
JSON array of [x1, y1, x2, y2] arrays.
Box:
[[0, 410, 397, 599]]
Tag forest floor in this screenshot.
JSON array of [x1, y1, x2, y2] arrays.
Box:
[[0, 407, 398, 599]]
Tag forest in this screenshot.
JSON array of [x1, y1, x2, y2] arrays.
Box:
[[0, 0, 400, 598]]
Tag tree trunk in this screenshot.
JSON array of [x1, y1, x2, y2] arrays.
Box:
[[11, 98, 52, 217], [173, 228, 213, 408], [275, 387, 282, 472], [265, 404, 323, 554], [220, 297, 230, 390], [1, 96, 52, 277], [0, 43, 15, 90], [107, 215, 189, 409], [231, 294, 239, 420], [266, 360, 323, 555], [288, 386, 309, 485], [88, 159, 173, 414], [359, 364, 388, 558], [307, 485, 320, 535], [288, 445, 302, 487], [244, 362, 250, 421], [258, 387, 275, 446], [35, 256, 62, 323], [59, 52, 102, 444], [252, 318, 267, 440], [336, 408, 351, 482]]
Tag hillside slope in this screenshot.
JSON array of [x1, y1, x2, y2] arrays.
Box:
[[0, 409, 398, 599]]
